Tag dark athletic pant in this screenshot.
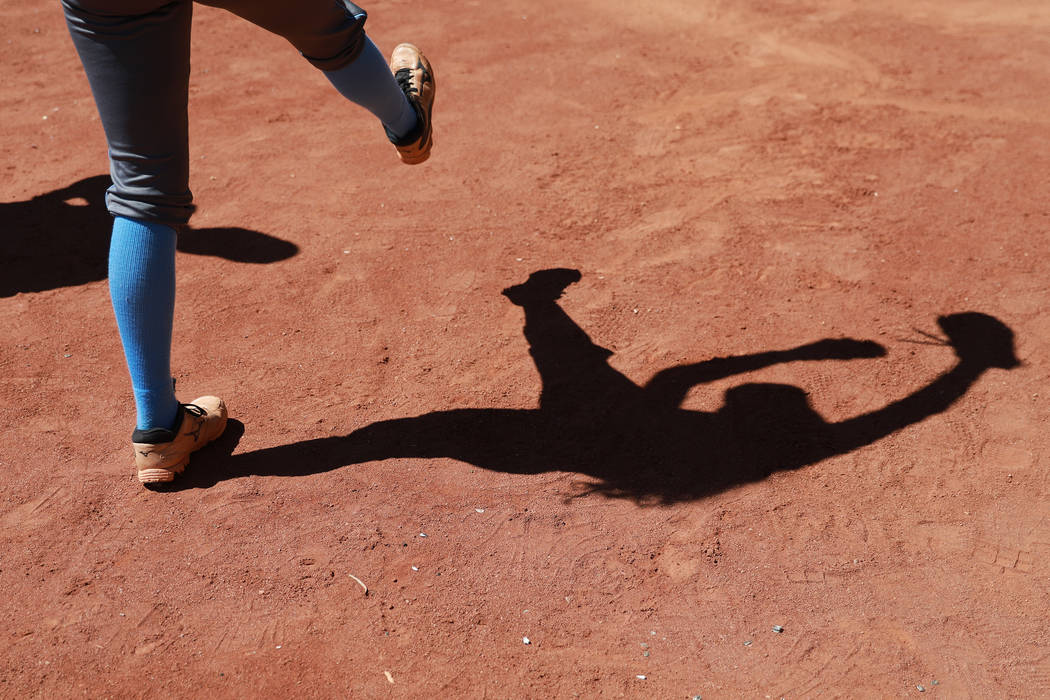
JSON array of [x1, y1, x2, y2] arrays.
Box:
[[62, 0, 368, 227]]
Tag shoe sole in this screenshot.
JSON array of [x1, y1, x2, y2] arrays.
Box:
[[138, 458, 188, 484], [399, 132, 433, 165]]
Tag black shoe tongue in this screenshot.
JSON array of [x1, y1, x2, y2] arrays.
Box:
[[132, 426, 176, 444], [131, 406, 185, 444]]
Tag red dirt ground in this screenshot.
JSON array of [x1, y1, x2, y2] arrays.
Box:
[[3, 0, 1050, 696]]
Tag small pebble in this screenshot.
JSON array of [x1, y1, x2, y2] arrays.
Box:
[[419, 532, 427, 538], [743, 640, 753, 647], [917, 685, 925, 692], [411, 566, 418, 571], [931, 680, 939, 686], [772, 625, 784, 633], [475, 508, 485, 513], [636, 675, 646, 680], [643, 651, 650, 657], [522, 637, 530, 645]]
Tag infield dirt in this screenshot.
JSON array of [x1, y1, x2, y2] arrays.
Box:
[[2, 0, 1050, 696]]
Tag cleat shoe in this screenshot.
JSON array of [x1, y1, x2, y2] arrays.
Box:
[[132, 396, 228, 484], [387, 43, 435, 164]]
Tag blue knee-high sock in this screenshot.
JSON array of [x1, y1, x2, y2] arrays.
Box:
[[109, 216, 179, 432], [323, 37, 418, 140]]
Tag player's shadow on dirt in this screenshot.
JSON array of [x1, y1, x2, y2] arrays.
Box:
[[177, 268, 1019, 503], [1, 175, 298, 297]]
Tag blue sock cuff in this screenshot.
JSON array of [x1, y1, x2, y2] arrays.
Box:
[[112, 216, 177, 249]]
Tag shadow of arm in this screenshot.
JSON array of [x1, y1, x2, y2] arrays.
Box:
[[828, 362, 985, 454], [828, 313, 1020, 454], [643, 338, 884, 408]]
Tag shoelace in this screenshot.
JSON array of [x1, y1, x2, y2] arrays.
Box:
[[182, 403, 207, 418], [394, 67, 418, 97]]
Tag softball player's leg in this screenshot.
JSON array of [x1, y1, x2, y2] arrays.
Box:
[[199, 0, 435, 163], [63, 0, 227, 484]]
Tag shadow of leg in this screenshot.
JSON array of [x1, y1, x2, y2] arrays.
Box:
[[176, 227, 298, 264]]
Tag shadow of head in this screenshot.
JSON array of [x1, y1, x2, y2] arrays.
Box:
[[722, 383, 826, 435], [938, 312, 1019, 369]]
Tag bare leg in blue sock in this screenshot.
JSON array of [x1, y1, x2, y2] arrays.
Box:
[[108, 216, 180, 432]]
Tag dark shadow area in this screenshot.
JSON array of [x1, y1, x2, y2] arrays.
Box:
[[172, 268, 1019, 503], [1, 175, 298, 297]]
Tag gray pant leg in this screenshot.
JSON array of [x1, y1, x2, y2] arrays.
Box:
[[198, 0, 368, 71], [62, 0, 195, 227]]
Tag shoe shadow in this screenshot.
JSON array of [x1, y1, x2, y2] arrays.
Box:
[[146, 419, 248, 492], [1, 175, 299, 297], [164, 269, 1020, 503]]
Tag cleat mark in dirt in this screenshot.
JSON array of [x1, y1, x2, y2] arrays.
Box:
[[1030, 651, 1050, 689], [136, 603, 164, 629], [258, 617, 287, 650], [2, 486, 66, 529], [974, 541, 1033, 573], [207, 603, 322, 654], [134, 638, 162, 656], [82, 521, 113, 547], [213, 628, 229, 655], [30, 486, 63, 514], [772, 638, 858, 697], [203, 491, 266, 528], [971, 500, 1050, 575], [786, 570, 826, 583]]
